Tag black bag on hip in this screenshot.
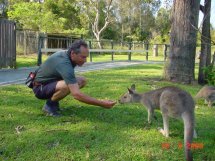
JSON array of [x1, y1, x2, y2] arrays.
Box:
[[25, 68, 39, 88]]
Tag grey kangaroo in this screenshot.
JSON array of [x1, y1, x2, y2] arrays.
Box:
[[195, 85, 215, 107], [119, 84, 197, 161]]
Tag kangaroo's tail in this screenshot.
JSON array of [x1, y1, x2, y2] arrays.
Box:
[[182, 112, 195, 161]]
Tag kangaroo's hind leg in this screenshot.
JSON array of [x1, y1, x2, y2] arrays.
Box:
[[158, 113, 169, 137], [147, 108, 154, 124], [207, 100, 213, 107], [208, 94, 215, 107]]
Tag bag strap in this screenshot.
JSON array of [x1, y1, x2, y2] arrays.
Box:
[[34, 67, 40, 74]]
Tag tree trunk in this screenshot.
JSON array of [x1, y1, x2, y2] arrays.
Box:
[[121, 24, 124, 43], [198, 0, 211, 84], [153, 44, 158, 57], [94, 34, 102, 49], [88, 0, 112, 49], [211, 52, 215, 67], [164, 0, 200, 84]]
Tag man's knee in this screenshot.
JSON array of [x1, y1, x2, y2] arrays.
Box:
[[77, 76, 87, 88], [51, 81, 70, 101], [56, 81, 70, 94]]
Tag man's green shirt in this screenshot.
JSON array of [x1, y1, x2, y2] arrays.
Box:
[[35, 50, 77, 84]]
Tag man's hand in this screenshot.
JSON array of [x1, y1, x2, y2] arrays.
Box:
[[100, 100, 117, 109]]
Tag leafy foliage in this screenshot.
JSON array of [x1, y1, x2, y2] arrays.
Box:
[[151, 7, 171, 44], [8, 2, 42, 30], [7, 0, 83, 34], [113, 0, 161, 41], [6, 0, 171, 41], [203, 65, 215, 85]]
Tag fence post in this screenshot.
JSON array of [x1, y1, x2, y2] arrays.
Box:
[[145, 43, 149, 61], [37, 35, 42, 66], [13, 23, 17, 69], [111, 40, 114, 61], [164, 44, 168, 61], [153, 44, 158, 57], [66, 38, 69, 48], [128, 42, 132, 61], [24, 30, 27, 56], [89, 40, 92, 62]]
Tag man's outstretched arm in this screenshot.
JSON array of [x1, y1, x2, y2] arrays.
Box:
[[68, 84, 116, 109]]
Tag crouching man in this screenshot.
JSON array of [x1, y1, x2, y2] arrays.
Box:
[[33, 39, 116, 116]]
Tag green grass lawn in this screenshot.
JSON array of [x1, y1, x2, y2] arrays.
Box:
[[16, 55, 49, 68], [16, 53, 165, 68], [88, 53, 165, 62], [0, 64, 214, 161], [16, 49, 202, 69]]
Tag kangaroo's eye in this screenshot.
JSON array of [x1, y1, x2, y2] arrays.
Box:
[[124, 96, 127, 98]]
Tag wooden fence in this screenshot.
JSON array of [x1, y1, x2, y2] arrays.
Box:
[[0, 19, 16, 69], [37, 37, 170, 65], [16, 30, 39, 55], [37, 35, 82, 65]]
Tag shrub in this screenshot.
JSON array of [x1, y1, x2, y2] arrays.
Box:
[[203, 65, 215, 85]]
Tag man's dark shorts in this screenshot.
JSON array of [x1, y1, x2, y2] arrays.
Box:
[[33, 81, 57, 99]]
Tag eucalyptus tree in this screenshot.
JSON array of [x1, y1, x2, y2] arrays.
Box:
[[164, 0, 200, 84], [45, 0, 82, 31], [198, 0, 212, 84], [153, 7, 171, 43], [80, 0, 114, 48], [113, 0, 160, 42]]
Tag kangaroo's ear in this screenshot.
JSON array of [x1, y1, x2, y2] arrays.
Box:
[[128, 88, 134, 94], [131, 84, 135, 90]]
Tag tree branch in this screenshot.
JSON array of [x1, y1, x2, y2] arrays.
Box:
[[189, 21, 215, 45], [200, 4, 205, 13], [89, 0, 98, 11], [98, 21, 110, 35], [98, 0, 113, 34]]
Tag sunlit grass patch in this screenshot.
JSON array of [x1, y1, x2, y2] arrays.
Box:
[[16, 54, 49, 68]]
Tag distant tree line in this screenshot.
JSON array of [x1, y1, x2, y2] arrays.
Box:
[[3, 0, 172, 44]]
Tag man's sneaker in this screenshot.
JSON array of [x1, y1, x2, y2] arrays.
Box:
[[43, 104, 61, 117]]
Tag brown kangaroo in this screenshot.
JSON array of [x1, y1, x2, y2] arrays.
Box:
[[119, 84, 197, 161], [195, 85, 215, 107]]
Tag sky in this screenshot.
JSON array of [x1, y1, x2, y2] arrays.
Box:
[[160, 0, 215, 28]]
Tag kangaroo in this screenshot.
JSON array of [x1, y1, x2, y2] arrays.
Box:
[[195, 85, 215, 107], [119, 84, 197, 161]]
